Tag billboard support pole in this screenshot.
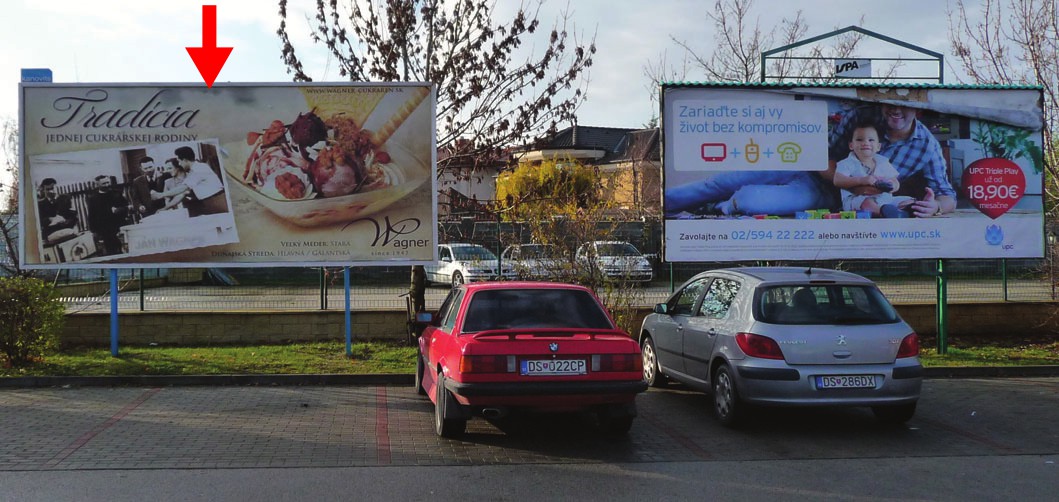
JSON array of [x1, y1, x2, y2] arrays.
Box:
[[320, 268, 327, 310], [344, 267, 352, 357], [936, 259, 947, 354], [138, 269, 145, 311], [110, 269, 119, 356]]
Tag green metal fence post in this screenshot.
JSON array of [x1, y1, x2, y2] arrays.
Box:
[[936, 259, 947, 354], [1002, 258, 1008, 301], [669, 262, 674, 292]]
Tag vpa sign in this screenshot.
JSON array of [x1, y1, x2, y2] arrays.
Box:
[[834, 59, 871, 78]]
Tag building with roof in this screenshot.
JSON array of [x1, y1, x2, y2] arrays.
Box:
[[514, 125, 661, 219]]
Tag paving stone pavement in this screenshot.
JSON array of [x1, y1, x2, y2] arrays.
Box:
[[3, 379, 1058, 471]]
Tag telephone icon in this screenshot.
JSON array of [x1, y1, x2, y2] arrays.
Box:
[[777, 142, 802, 163]]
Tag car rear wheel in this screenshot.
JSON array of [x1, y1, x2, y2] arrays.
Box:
[[434, 373, 466, 438], [451, 271, 465, 288], [641, 337, 668, 387], [712, 364, 744, 427], [872, 402, 917, 425], [414, 352, 426, 396]]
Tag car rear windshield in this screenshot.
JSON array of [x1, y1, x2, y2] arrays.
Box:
[[596, 243, 640, 257], [462, 289, 614, 332], [522, 245, 555, 258], [453, 246, 497, 260], [757, 285, 899, 325]]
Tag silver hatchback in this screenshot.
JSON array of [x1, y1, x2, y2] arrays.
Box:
[[638, 267, 921, 426]]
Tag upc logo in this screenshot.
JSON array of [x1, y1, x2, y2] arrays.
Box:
[[984, 224, 1004, 246]]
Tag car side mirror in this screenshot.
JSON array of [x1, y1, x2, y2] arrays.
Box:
[[441, 256, 452, 263], [415, 312, 434, 324], [653, 303, 668, 314]]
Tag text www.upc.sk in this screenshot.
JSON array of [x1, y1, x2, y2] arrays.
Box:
[[879, 230, 942, 239]]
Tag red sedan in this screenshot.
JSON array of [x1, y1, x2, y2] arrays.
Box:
[[414, 281, 647, 438]]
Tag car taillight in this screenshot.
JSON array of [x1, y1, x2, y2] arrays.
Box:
[[591, 354, 642, 372], [897, 333, 919, 358], [460, 355, 516, 373], [735, 332, 785, 360]]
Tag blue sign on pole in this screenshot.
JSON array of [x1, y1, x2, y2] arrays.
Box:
[[21, 68, 53, 82]]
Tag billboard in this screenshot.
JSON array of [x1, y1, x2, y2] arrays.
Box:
[[662, 83, 1046, 262], [20, 83, 437, 268]]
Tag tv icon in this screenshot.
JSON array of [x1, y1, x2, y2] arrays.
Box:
[[701, 143, 726, 162]]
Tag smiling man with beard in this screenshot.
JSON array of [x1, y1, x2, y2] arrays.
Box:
[[826, 103, 956, 218]]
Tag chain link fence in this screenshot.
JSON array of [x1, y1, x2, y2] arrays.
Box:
[[52, 257, 1054, 314], [10, 219, 1050, 312]]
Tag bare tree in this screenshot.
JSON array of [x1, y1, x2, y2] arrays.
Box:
[[643, 0, 867, 112], [277, 0, 596, 314], [277, 0, 594, 170], [1, 117, 20, 275], [277, 0, 597, 313], [949, 0, 1058, 210]]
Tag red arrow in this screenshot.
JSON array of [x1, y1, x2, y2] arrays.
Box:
[[186, 5, 233, 88]]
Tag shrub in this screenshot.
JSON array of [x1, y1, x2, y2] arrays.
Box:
[[0, 276, 64, 366]]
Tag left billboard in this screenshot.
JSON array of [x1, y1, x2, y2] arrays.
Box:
[[19, 83, 437, 268]]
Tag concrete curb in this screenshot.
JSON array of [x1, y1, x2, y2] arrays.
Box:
[[2, 368, 1058, 388], [922, 366, 1059, 378], [0, 373, 413, 388]]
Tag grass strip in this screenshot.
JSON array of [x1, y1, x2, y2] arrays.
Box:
[[2, 340, 1057, 377]]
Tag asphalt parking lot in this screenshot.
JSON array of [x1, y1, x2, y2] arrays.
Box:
[[2, 377, 1058, 471]]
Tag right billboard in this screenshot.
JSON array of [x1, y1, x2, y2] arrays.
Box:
[[662, 83, 1046, 261]]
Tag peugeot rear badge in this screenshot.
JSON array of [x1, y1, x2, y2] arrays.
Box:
[[549, 343, 559, 352], [836, 335, 848, 346]]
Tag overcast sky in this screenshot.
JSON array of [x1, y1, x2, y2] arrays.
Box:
[[1, 0, 982, 130]]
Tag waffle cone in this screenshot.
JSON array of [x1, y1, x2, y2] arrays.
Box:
[[299, 87, 388, 126]]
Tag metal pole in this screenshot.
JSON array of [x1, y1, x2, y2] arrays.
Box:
[[110, 269, 119, 356], [1001, 258, 1008, 302], [669, 262, 674, 292], [319, 268, 326, 310], [344, 267, 352, 357], [936, 259, 947, 354], [496, 211, 502, 278], [138, 269, 145, 311]]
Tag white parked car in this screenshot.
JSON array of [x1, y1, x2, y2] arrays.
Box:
[[500, 243, 565, 280], [575, 241, 653, 284], [425, 243, 514, 288]]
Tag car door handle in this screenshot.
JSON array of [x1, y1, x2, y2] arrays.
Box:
[[707, 328, 718, 337], [675, 325, 683, 331]]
